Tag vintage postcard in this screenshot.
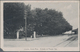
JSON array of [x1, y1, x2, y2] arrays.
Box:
[[0, 0, 79, 51]]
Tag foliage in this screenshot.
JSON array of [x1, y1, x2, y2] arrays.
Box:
[[27, 8, 72, 35], [4, 3, 30, 38], [4, 3, 72, 38]]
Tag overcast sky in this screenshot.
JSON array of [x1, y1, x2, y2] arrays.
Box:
[[24, 1, 78, 29]]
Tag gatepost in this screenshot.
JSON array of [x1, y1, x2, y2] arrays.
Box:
[[16, 27, 23, 39], [32, 31, 36, 38], [33, 31, 36, 38]]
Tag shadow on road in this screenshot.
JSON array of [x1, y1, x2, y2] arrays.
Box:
[[66, 35, 78, 41]]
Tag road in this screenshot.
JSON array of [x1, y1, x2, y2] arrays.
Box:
[[4, 35, 78, 47]]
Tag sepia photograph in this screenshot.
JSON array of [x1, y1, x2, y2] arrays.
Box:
[[0, 0, 79, 51]]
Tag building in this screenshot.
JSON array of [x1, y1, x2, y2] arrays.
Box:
[[72, 28, 78, 34]]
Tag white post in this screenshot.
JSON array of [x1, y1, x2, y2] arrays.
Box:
[[17, 31, 19, 39], [33, 31, 36, 38]]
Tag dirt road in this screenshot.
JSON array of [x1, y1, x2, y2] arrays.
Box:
[[4, 35, 78, 47]]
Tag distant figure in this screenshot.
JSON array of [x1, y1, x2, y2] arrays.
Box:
[[31, 35, 32, 38]]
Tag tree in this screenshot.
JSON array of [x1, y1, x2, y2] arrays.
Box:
[[4, 3, 72, 38], [4, 3, 31, 38], [30, 8, 72, 35]]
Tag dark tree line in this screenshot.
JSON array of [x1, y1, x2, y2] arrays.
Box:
[[4, 3, 72, 38], [27, 8, 72, 35], [4, 3, 26, 38]]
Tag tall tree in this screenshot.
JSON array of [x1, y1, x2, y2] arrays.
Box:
[[30, 8, 72, 35], [4, 3, 31, 38]]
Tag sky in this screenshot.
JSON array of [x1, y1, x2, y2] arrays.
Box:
[[24, 1, 79, 29]]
